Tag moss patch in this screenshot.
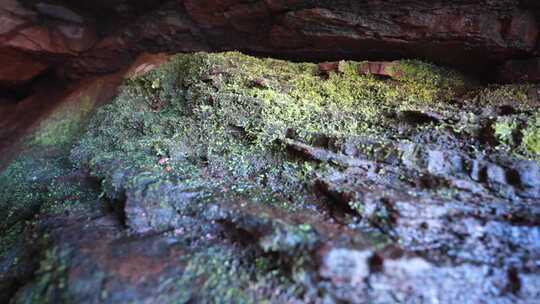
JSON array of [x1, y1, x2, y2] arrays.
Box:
[[523, 111, 540, 157], [475, 84, 534, 108], [72, 52, 470, 213], [30, 95, 97, 149]]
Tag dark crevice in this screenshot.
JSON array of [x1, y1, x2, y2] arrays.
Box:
[[103, 196, 128, 229]]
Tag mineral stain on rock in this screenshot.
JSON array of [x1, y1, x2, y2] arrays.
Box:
[[1, 51, 540, 303]]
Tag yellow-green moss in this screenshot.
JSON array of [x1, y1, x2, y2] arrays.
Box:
[[30, 95, 96, 148], [476, 84, 534, 107], [71, 52, 472, 213], [523, 111, 540, 156], [494, 117, 519, 145], [394, 59, 468, 101]]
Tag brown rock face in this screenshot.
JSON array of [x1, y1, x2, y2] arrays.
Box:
[[0, 0, 539, 89], [359, 61, 401, 78], [0, 49, 49, 86], [499, 58, 540, 83]]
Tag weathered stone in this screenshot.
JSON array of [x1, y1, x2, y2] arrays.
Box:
[[35, 2, 84, 24], [359, 61, 401, 78], [499, 58, 540, 83], [124, 53, 172, 78], [0, 50, 49, 86], [1, 0, 540, 88], [2, 31, 540, 304]]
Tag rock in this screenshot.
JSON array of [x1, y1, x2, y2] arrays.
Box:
[[4, 48, 540, 304], [0, 61, 131, 165], [486, 164, 507, 185], [9, 214, 187, 304], [359, 61, 401, 78], [266, 2, 538, 66], [0, 49, 49, 86], [499, 58, 540, 83], [35, 2, 84, 24], [124, 180, 203, 234], [320, 248, 373, 286], [0, 0, 539, 89], [124, 53, 172, 79], [397, 110, 442, 125], [510, 160, 540, 199], [317, 61, 341, 76], [0, 235, 39, 301]]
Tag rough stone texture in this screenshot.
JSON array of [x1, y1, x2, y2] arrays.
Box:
[[358, 61, 401, 78], [500, 58, 540, 83], [0, 52, 170, 166], [2, 52, 538, 303], [0, 49, 49, 86], [1, 0, 540, 88]]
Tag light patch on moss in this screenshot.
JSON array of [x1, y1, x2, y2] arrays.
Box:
[[30, 95, 96, 148], [394, 59, 468, 102], [522, 111, 540, 157], [494, 117, 519, 146], [173, 247, 293, 303]]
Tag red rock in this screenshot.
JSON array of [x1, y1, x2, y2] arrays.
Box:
[[34, 2, 84, 24], [124, 53, 172, 79], [359, 61, 401, 78], [1, 0, 97, 56], [1, 0, 540, 87], [5, 24, 97, 55], [0, 49, 49, 86], [318, 62, 340, 74], [184, 0, 242, 28]]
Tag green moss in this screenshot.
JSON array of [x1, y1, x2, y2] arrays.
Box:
[[72, 52, 468, 215], [178, 249, 254, 303], [489, 109, 540, 160], [14, 247, 71, 304], [259, 222, 318, 254], [30, 95, 96, 149], [0, 146, 98, 226], [476, 84, 534, 108], [394, 59, 468, 102], [0, 152, 69, 225], [0, 222, 25, 258], [494, 117, 519, 145], [523, 111, 540, 157], [1, 90, 103, 259]]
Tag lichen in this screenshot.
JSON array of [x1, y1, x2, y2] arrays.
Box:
[[0, 91, 103, 274], [394, 59, 468, 102]]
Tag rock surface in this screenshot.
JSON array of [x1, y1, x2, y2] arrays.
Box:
[[1, 52, 539, 303], [0, 0, 540, 89]]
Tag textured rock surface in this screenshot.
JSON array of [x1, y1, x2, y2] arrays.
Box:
[[1, 1, 540, 303], [500, 58, 540, 83], [1, 52, 539, 303], [0, 0, 539, 89]]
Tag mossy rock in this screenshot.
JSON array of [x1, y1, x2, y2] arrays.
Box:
[[523, 111, 540, 157], [3, 51, 540, 303], [66, 52, 475, 223]]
